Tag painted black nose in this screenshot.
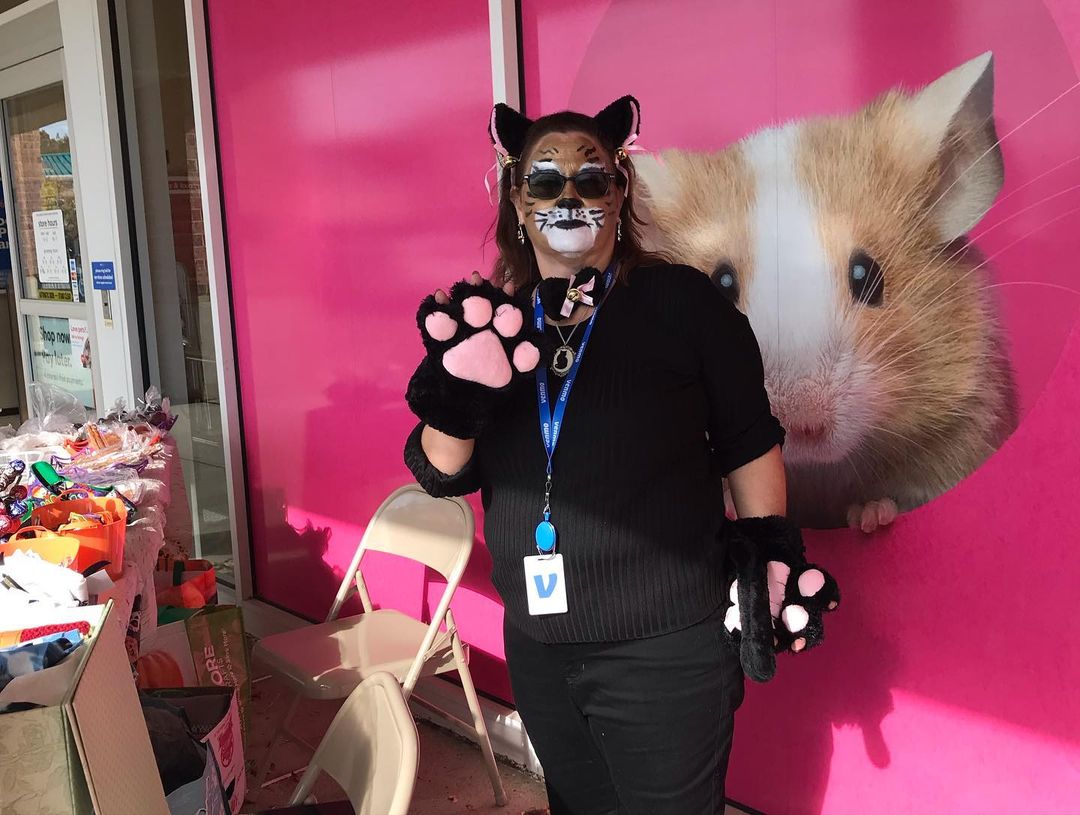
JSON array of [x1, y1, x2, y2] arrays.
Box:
[[556, 197, 583, 210]]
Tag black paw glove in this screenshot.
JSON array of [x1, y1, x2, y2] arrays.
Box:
[[406, 277, 550, 439], [722, 516, 840, 682]]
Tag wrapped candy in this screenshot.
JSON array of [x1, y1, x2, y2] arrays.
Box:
[[0, 459, 26, 493]]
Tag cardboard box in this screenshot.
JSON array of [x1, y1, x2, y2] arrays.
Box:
[[0, 601, 169, 815]]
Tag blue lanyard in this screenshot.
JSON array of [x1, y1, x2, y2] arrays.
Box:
[[533, 263, 615, 553]]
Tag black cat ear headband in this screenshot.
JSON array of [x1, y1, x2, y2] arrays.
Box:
[[487, 95, 642, 195]]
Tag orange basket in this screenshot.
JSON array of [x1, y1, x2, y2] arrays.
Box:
[[31, 489, 128, 578], [0, 526, 82, 570]]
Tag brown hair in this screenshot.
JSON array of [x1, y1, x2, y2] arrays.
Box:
[[491, 111, 667, 289]]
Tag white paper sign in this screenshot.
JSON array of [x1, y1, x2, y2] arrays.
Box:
[[69, 318, 89, 368], [32, 209, 68, 284]]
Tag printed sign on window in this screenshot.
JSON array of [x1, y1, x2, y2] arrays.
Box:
[[28, 314, 94, 407], [32, 209, 69, 284]]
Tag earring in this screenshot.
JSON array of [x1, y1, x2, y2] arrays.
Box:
[[517, 223, 525, 244], [616, 221, 622, 242]]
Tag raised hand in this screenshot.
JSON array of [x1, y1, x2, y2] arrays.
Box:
[[406, 271, 549, 439]]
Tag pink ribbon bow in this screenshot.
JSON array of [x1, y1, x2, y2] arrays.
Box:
[[560, 275, 597, 318]]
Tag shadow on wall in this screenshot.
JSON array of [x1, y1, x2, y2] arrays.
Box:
[[729, 529, 899, 814], [252, 486, 342, 623]]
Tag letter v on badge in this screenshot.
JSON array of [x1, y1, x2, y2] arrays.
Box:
[[523, 554, 568, 615]]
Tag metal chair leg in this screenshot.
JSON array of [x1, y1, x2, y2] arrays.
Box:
[[251, 691, 302, 809], [452, 634, 507, 806]]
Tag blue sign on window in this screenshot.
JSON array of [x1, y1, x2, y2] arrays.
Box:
[[91, 261, 116, 290]]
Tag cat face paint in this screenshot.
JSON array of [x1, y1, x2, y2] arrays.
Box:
[[514, 132, 622, 263], [531, 159, 607, 254]]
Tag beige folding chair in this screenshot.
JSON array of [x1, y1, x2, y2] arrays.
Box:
[[252, 483, 506, 806], [281, 672, 418, 815]]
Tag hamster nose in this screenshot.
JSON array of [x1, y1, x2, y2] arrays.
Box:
[[791, 420, 830, 440], [782, 380, 833, 440]]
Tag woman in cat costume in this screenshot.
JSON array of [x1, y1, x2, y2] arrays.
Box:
[[403, 95, 839, 814]]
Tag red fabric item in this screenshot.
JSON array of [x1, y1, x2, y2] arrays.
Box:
[[18, 621, 92, 642]]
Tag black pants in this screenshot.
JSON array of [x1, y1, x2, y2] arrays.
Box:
[[504, 606, 744, 815]]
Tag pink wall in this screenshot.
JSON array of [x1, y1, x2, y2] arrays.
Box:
[[207, 0, 514, 700], [521, 0, 1080, 812], [209, 0, 1080, 810]]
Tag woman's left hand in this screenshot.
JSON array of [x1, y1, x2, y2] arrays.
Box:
[[722, 516, 840, 682]]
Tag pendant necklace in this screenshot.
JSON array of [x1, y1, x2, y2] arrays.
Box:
[[551, 321, 583, 376]]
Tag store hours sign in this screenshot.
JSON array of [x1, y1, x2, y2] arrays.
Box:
[[32, 209, 69, 284]]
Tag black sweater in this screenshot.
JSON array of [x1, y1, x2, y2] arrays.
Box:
[[404, 263, 785, 643]]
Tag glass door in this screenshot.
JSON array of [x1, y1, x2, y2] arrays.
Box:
[[0, 51, 98, 416]]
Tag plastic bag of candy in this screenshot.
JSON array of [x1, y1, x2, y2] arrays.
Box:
[[103, 386, 178, 433], [16, 383, 87, 435]]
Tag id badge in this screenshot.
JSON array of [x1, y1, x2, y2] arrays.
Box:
[[523, 554, 568, 616]]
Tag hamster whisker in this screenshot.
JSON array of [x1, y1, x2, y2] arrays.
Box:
[[905, 78, 1080, 255], [860, 324, 979, 382], [864, 424, 936, 456], [897, 181, 1080, 310], [859, 204, 1080, 363], [981, 280, 1080, 297], [982, 154, 1080, 214], [842, 445, 874, 491]]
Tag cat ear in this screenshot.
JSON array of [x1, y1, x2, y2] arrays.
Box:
[[594, 95, 641, 154], [489, 103, 533, 167]]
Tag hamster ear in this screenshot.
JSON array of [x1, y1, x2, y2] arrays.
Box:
[[594, 95, 641, 150], [633, 152, 681, 251], [489, 103, 533, 165], [634, 153, 676, 209], [907, 52, 1003, 241]]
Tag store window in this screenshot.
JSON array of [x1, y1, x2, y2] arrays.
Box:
[[127, 0, 234, 579]]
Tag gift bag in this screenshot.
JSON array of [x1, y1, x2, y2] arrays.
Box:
[[145, 687, 245, 815], [31, 490, 128, 578], [164, 742, 229, 815], [154, 559, 218, 610]]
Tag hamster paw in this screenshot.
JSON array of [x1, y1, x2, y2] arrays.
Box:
[[418, 278, 543, 387], [846, 498, 898, 533]]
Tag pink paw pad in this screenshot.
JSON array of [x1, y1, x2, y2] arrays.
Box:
[[798, 569, 826, 598], [443, 332, 513, 388], [425, 312, 458, 342], [461, 296, 493, 328], [782, 604, 809, 633], [493, 303, 523, 338], [512, 341, 540, 373]]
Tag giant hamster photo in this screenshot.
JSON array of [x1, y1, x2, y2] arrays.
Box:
[[637, 53, 1019, 530]]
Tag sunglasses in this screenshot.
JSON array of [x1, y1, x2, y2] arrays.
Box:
[[522, 168, 618, 200]]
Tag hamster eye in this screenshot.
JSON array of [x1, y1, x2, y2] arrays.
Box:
[[711, 262, 740, 304], [849, 252, 884, 307]]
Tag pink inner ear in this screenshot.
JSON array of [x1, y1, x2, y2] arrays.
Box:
[[493, 304, 523, 337], [512, 341, 540, 373], [462, 296, 493, 328], [425, 312, 457, 342]]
